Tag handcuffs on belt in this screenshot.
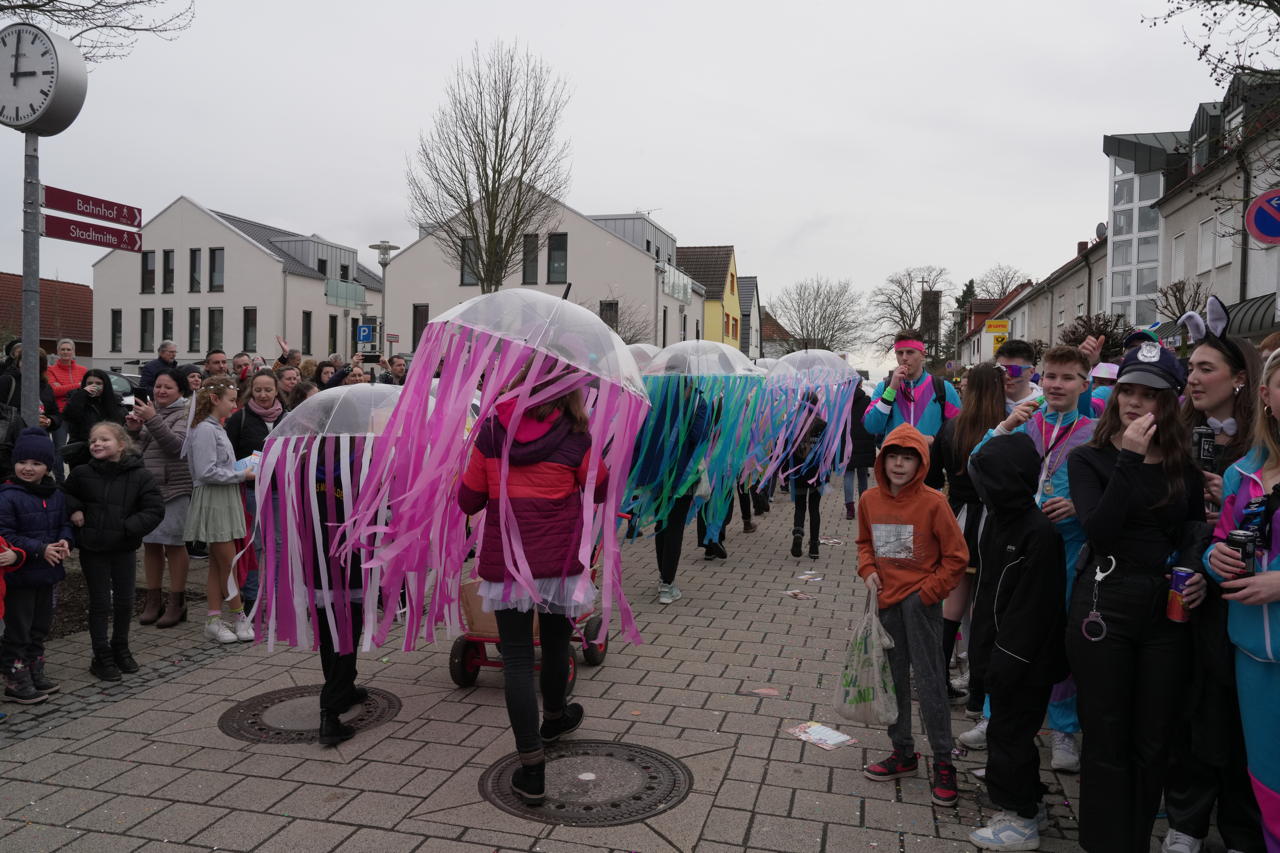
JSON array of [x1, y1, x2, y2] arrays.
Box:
[[1081, 556, 1116, 642]]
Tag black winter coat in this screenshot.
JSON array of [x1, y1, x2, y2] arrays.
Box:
[[64, 453, 164, 553], [62, 389, 127, 444], [845, 385, 877, 469], [0, 374, 60, 433], [968, 432, 1068, 691], [0, 477, 72, 586], [0, 402, 21, 479], [225, 406, 283, 461]]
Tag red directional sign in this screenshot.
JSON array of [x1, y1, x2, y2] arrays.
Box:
[[40, 185, 142, 228], [41, 214, 142, 252]]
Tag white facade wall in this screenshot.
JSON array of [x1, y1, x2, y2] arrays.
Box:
[[92, 196, 377, 369], [383, 200, 703, 350]]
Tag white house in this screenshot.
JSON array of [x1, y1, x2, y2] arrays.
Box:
[[382, 201, 703, 350], [92, 196, 383, 369]]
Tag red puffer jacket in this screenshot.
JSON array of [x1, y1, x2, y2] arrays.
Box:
[[0, 533, 27, 619], [458, 405, 608, 582]]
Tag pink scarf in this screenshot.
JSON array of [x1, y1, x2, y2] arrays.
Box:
[[247, 397, 283, 422]]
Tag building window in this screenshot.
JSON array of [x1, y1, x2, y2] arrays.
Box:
[[1113, 156, 1135, 176], [243, 307, 257, 353], [110, 309, 122, 352], [189, 248, 201, 292], [461, 237, 479, 286], [732, 317, 739, 339], [695, 319, 701, 340], [1136, 267, 1158, 295], [140, 308, 154, 353], [209, 307, 223, 351], [681, 313, 687, 342], [188, 308, 201, 352], [522, 234, 538, 285], [1113, 239, 1133, 266], [412, 304, 430, 345], [1137, 205, 1159, 233], [350, 317, 359, 354], [730, 273, 736, 295], [339, 263, 350, 281], [209, 248, 225, 292], [1198, 218, 1215, 274], [1192, 134, 1210, 172], [328, 315, 338, 356], [723, 312, 730, 336], [1113, 178, 1134, 206], [140, 251, 155, 293], [1112, 270, 1132, 298], [161, 307, 173, 342], [645, 239, 651, 253], [302, 311, 312, 355], [1137, 236, 1159, 264], [662, 306, 668, 347], [1217, 211, 1234, 268], [1138, 173, 1161, 201], [1225, 106, 1245, 149], [599, 300, 619, 331], [162, 250, 175, 293], [1113, 209, 1133, 237], [1135, 299, 1157, 325], [547, 233, 568, 284], [1171, 233, 1186, 282], [317, 258, 328, 277]]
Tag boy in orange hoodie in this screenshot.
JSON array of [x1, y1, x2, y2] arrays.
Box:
[[856, 423, 968, 807]]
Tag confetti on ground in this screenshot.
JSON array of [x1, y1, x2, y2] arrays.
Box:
[[751, 687, 780, 696], [784, 590, 814, 600], [787, 721, 853, 749], [819, 537, 843, 545]]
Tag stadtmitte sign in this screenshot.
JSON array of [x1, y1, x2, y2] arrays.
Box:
[[40, 184, 142, 228], [41, 213, 141, 252]]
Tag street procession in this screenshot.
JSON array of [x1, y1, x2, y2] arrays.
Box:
[[1, 2, 1279, 852]]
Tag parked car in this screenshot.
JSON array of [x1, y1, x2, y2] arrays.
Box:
[[108, 372, 143, 406]]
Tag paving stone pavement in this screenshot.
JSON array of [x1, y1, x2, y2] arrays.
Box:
[[0, 490, 1199, 851]]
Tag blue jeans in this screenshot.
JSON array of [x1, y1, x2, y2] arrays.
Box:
[[842, 468, 868, 504]]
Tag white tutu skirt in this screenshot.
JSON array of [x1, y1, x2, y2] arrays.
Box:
[[479, 572, 598, 619]]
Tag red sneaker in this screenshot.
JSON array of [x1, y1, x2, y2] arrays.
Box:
[[932, 760, 958, 806], [864, 750, 919, 781]]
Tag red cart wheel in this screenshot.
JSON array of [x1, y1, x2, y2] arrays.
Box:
[[582, 615, 607, 666], [449, 636, 483, 687]]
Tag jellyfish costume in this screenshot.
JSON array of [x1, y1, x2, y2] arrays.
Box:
[[759, 350, 859, 488]]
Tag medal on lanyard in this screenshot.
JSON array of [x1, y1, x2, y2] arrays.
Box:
[[1081, 556, 1116, 641]]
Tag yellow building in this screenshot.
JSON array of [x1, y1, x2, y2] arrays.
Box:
[[676, 245, 741, 345]]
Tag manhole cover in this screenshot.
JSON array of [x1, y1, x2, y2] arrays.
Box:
[[217, 685, 400, 744], [479, 740, 692, 826]]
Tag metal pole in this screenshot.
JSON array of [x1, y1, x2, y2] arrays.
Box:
[[20, 131, 39, 425], [379, 258, 387, 356]]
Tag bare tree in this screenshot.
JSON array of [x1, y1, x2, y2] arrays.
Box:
[[1156, 278, 1212, 321], [1059, 313, 1132, 362], [976, 263, 1028, 300], [579, 298, 652, 345], [1150, 1, 1280, 83], [868, 265, 951, 348], [407, 41, 571, 294], [1, 1, 195, 63], [768, 276, 869, 353]]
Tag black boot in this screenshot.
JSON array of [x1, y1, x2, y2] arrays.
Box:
[[89, 655, 122, 683], [114, 648, 139, 674], [791, 530, 803, 558], [541, 703, 584, 743], [318, 711, 354, 746], [809, 539, 820, 559], [341, 686, 369, 714], [512, 761, 546, 805]]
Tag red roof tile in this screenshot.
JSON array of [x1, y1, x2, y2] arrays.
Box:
[[0, 271, 93, 344]]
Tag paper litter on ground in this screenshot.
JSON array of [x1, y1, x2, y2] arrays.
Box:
[[784, 589, 814, 600], [787, 721, 854, 749]]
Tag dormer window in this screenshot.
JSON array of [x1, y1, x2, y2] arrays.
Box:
[[1225, 106, 1245, 149], [1192, 134, 1210, 172], [340, 263, 350, 281], [317, 258, 328, 276]]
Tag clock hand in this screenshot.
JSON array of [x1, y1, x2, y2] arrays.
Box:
[[9, 70, 34, 80]]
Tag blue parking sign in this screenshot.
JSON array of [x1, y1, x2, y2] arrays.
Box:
[[357, 324, 375, 343]]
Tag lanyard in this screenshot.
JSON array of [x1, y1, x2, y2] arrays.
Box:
[[1035, 413, 1084, 505]]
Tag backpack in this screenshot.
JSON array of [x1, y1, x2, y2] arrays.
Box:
[[873, 373, 950, 439]]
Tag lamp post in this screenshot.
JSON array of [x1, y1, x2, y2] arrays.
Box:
[[369, 240, 400, 358]]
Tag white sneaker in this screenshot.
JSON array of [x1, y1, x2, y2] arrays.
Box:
[[958, 717, 989, 750], [657, 583, 681, 605], [950, 671, 970, 691], [233, 613, 255, 642], [1050, 730, 1080, 773], [972, 766, 986, 779], [1162, 829, 1203, 853], [205, 619, 237, 644], [969, 811, 1040, 851]]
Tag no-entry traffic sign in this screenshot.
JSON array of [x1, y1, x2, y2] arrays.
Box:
[[1245, 188, 1280, 245], [41, 184, 141, 228], [41, 213, 141, 252]]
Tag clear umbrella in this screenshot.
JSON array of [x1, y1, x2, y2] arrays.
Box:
[[760, 349, 859, 486], [272, 383, 402, 438], [628, 343, 660, 372], [645, 339, 763, 376]]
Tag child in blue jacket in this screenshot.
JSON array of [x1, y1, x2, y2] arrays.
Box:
[[0, 429, 73, 704]]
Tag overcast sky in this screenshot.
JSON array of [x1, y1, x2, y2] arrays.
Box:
[[0, 0, 1222, 354]]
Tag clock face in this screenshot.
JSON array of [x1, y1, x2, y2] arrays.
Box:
[[0, 24, 60, 129]]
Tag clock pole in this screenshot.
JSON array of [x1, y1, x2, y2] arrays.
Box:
[[20, 130, 39, 425]]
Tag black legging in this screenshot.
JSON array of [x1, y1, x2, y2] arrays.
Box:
[[81, 549, 136, 658], [494, 608, 572, 755], [654, 493, 694, 585], [319, 601, 362, 713], [791, 479, 821, 542]]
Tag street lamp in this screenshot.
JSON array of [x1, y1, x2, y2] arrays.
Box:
[[369, 240, 400, 357]]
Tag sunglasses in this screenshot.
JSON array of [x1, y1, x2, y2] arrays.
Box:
[[997, 363, 1031, 378]]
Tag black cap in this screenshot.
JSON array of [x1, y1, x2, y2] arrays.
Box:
[[1123, 328, 1159, 350], [1118, 341, 1186, 393]]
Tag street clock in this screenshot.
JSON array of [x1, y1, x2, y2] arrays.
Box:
[[0, 22, 87, 136]]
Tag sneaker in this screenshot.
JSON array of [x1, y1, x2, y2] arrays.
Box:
[[658, 583, 682, 605], [743, 520, 757, 533], [541, 702, 584, 743], [708, 542, 727, 559], [790, 532, 803, 558], [864, 749, 919, 781], [512, 762, 546, 806], [5, 662, 49, 703], [233, 613, 255, 642], [845, 501, 856, 520], [972, 766, 986, 780], [959, 717, 989, 750], [951, 671, 970, 691], [969, 811, 1040, 850], [88, 655, 122, 683], [1162, 829, 1203, 853], [28, 657, 58, 694], [205, 619, 237, 644], [932, 760, 958, 806], [1050, 731, 1080, 773], [113, 649, 139, 674]]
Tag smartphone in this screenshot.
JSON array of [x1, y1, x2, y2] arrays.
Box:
[[133, 389, 151, 405], [365, 353, 382, 363]]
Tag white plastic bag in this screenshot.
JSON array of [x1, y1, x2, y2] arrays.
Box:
[[833, 596, 898, 725]]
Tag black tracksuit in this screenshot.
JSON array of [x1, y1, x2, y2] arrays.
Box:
[[969, 433, 1068, 820], [1065, 442, 1204, 853]]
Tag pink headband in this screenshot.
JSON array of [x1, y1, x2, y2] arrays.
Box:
[[894, 340, 926, 353]]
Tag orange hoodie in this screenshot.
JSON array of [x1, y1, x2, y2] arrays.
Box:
[[856, 423, 968, 608]]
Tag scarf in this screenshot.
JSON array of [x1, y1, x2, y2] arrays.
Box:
[[247, 397, 284, 422]]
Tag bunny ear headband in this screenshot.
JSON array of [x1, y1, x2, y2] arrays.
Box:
[[1179, 295, 1247, 370]]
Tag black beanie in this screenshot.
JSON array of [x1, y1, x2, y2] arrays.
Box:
[[12, 427, 56, 470]]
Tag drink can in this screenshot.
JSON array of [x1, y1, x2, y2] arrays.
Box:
[[1168, 567, 1196, 623], [1227, 530, 1257, 577], [1192, 425, 1217, 471]]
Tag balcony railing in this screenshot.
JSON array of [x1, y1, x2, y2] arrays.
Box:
[[325, 278, 367, 309]]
